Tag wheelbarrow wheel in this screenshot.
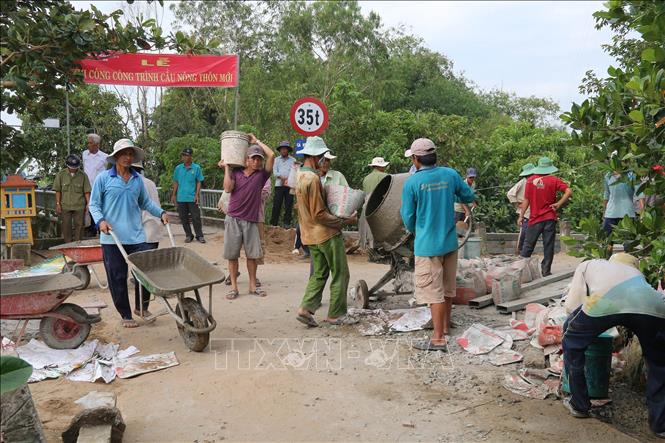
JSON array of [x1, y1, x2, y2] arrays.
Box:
[[64, 262, 91, 290], [175, 297, 210, 352], [353, 280, 370, 309], [39, 303, 91, 349]]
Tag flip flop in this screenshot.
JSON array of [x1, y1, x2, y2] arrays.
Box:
[[249, 287, 267, 297], [121, 319, 139, 328], [133, 309, 156, 324], [412, 339, 448, 352], [226, 289, 239, 300], [296, 314, 319, 328]]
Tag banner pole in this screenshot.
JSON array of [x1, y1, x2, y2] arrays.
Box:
[[233, 85, 239, 130], [66, 88, 71, 155]]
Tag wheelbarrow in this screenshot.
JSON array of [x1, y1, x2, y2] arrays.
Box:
[[50, 240, 108, 290], [0, 273, 101, 349], [109, 224, 225, 352]]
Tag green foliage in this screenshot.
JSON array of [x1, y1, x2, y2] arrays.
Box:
[[156, 135, 221, 191], [560, 0, 665, 287], [1, 0, 212, 171], [0, 356, 33, 395]]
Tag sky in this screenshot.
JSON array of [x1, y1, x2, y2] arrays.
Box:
[[2, 1, 615, 128]]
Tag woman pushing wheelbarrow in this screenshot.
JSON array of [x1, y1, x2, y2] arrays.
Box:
[[88, 139, 169, 328]]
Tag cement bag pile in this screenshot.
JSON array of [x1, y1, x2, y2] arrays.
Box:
[[491, 270, 521, 304], [325, 184, 365, 218]]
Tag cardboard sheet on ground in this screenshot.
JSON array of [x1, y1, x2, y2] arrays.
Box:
[[1, 256, 66, 279], [115, 352, 179, 378], [456, 323, 505, 355], [348, 307, 432, 336]]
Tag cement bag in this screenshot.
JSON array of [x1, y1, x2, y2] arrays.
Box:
[[485, 266, 511, 293], [511, 259, 534, 284], [325, 184, 365, 218], [217, 191, 231, 214], [457, 271, 486, 297], [287, 164, 299, 189], [491, 270, 521, 305], [527, 257, 542, 280]]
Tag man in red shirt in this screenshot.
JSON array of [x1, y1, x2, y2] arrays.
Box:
[[518, 157, 573, 276]]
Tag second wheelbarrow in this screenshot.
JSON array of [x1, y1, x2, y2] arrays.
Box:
[[110, 225, 225, 352], [50, 239, 108, 290]]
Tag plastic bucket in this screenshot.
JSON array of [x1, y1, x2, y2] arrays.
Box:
[[220, 131, 249, 168], [365, 174, 410, 251], [561, 332, 613, 398], [463, 237, 482, 258]]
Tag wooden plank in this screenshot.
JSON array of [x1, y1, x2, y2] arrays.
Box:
[[520, 270, 575, 292], [468, 295, 493, 309]]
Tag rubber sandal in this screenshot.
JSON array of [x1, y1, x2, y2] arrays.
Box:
[[121, 319, 139, 328], [296, 314, 319, 328], [412, 339, 448, 351], [226, 289, 239, 300], [250, 288, 267, 297]]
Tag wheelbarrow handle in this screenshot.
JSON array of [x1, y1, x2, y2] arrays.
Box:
[[165, 222, 176, 247], [108, 229, 131, 263]]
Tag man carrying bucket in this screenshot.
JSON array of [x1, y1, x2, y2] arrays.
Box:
[[89, 139, 168, 328], [400, 138, 475, 351], [221, 134, 275, 299], [295, 137, 356, 327], [562, 253, 665, 437]]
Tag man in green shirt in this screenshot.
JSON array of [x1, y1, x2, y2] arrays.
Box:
[[53, 154, 91, 243], [362, 157, 389, 194], [319, 152, 349, 187], [360, 157, 389, 251]]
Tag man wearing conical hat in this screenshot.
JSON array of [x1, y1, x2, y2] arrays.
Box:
[[518, 157, 572, 276], [507, 162, 535, 254]]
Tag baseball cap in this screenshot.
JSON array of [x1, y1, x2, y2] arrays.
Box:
[[248, 144, 265, 158], [406, 138, 436, 157], [65, 154, 81, 169], [181, 148, 193, 156], [466, 167, 477, 177]]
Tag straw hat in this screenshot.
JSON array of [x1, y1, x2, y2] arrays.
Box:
[[108, 138, 144, 162], [368, 157, 389, 167]]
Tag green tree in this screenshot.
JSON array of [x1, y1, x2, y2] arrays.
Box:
[[561, 0, 665, 286]]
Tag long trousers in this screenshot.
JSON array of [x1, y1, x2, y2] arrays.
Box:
[[563, 307, 665, 433], [271, 186, 294, 227], [177, 202, 203, 239], [520, 219, 556, 276], [300, 235, 349, 319], [102, 243, 152, 319], [61, 209, 85, 243]]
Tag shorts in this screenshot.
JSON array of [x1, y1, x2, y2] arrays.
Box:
[[223, 215, 263, 260], [414, 250, 458, 304], [454, 211, 467, 223]]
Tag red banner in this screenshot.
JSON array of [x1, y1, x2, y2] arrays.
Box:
[[77, 53, 238, 87]]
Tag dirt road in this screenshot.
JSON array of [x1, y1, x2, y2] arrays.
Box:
[[26, 228, 653, 442]]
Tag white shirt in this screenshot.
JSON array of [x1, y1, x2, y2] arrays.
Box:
[[82, 149, 109, 187], [507, 178, 531, 218], [140, 175, 163, 244]]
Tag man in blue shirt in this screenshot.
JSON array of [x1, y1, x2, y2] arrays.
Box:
[[603, 171, 644, 235], [89, 139, 168, 328], [172, 148, 205, 243], [400, 138, 475, 351], [270, 141, 296, 227]]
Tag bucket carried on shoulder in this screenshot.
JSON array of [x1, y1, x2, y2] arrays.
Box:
[[220, 131, 249, 168]]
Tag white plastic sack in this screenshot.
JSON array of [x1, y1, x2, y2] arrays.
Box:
[[287, 164, 299, 189], [324, 184, 365, 218], [217, 191, 231, 214]]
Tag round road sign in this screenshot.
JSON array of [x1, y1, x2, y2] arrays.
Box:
[[290, 97, 329, 136]]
